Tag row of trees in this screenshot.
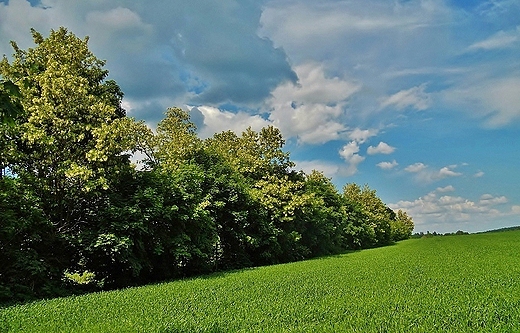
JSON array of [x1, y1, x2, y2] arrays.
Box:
[[0, 28, 413, 302]]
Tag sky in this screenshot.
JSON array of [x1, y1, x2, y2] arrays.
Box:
[[1, 0, 519, 233]]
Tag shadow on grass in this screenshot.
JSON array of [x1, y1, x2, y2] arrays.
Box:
[[1, 242, 402, 309]]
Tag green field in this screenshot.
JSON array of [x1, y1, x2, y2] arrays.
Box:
[[1, 230, 519, 332]]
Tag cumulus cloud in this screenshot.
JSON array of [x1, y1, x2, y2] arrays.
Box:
[[193, 106, 272, 139], [389, 188, 516, 232], [348, 128, 379, 144], [379, 84, 432, 111], [479, 194, 508, 206], [405, 163, 462, 184], [260, 0, 452, 58], [376, 160, 398, 170], [267, 63, 361, 144], [405, 162, 428, 173], [367, 142, 395, 155], [339, 141, 366, 176], [436, 185, 455, 193], [294, 160, 342, 179]]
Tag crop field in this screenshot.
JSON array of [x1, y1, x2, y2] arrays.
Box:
[[1, 230, 520, 332]]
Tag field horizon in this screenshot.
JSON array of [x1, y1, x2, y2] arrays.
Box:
[[2, 229, 519, 332]]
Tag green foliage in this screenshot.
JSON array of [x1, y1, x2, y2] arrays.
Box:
[[2, 231, 520, 332], [0, 79, 22, 125], [0, 28, 414, 302], [205, 125, 294, 182], [63, 270, 97, 286], [0, 27, 146, 223], [391, 209, 415, 241], [0, 177, 67, 302], [343, 183, 394, 246]]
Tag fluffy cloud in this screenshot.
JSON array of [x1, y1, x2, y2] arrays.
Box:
[[267, 63, 360, 144], [379, 84, 432, 111], [294, 160, 342, 179], [192, 106, 272, 139], [389, 187, 517, 233], [436, 185, 455, 193], [405, 163, 462, 184], [367, 142, 395, 155], [376, 160, 398, 170], [348, 128, 379, 144], [339, 141, 365, 176], [404, 162, 427, 173], [479, 194, 508, 206]]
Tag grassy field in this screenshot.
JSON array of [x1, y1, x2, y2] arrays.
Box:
[[1, 230, 519, 332]]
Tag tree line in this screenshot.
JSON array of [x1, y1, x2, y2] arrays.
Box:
[[0, 28, 414, 303]]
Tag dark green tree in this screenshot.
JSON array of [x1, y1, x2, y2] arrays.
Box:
[[0, 28, 149, 296]]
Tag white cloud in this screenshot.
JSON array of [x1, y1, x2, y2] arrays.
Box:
[[339, 141, 366, 176], [405, 163, 462, 184], [405, 162, 428, 173], [379, 84, 432, 111], [348, 128, 379, 144], [260, 1, 452, 51], [474, 171, 485, 178], [294, 160, 342, 179], [377, 160, 398, 170], [267, 62, 361, 144], [442, 76, 520, 127], [438, 166, 461, 178], [467, 26, 520, 51], [367, 142, 395, 155], [436, 185, 455, 193], [194, 106, 272, 139], [390, 187, 516, 233], [479, 194, 508, 206]]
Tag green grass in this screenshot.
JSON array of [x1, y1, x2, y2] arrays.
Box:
[[2, 231, 520, 332]]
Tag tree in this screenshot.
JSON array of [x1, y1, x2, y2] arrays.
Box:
[[0, 177, 65, 302], [0, 27, 148, 229], [343, 183, 393, 246], [150, 107, 201, 170], [205, 126, 294, 182], [0, 28, 150, 295], [0, 79, 23, 177], [300, 170, 347, 255], [391, 209, 414, 241]]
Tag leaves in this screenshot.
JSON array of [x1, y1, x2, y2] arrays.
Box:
[[0, 27, 414, 302]]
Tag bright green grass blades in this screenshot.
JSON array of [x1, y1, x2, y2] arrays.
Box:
[[2, 231, 520, 332]]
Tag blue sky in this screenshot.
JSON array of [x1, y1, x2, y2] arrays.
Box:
[[1, 0, 519, 233]]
